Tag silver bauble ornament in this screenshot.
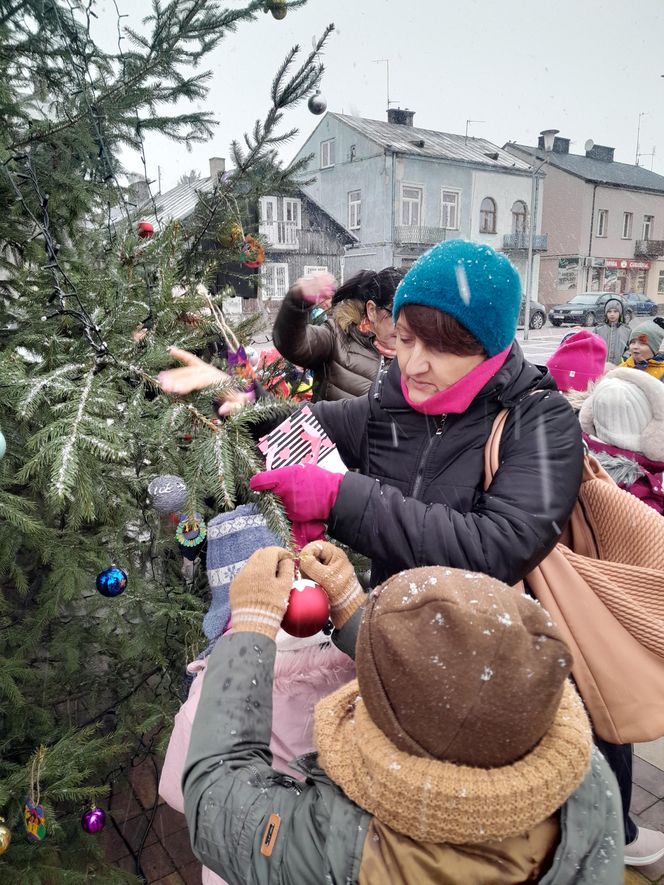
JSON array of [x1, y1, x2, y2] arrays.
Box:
[[269, 0, 287, 19], [147, 474, 188, 514], [308, 90, 327, 115]]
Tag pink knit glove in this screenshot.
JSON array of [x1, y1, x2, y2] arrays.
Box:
[[294, 272, 337, 305], [250, 465, 343, 545]]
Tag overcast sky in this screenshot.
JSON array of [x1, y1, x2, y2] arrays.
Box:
[[93, 0, 664, 193]]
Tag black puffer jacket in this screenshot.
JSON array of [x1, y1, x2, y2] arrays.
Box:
[[312, 344, 584, 587]]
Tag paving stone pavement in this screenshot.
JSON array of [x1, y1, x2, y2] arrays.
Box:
[[105, 743, 664, 882]]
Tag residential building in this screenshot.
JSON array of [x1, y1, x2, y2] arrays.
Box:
[[291, 109, 547, 299], [506, 136, 664, 307], [124, 158, 353, 317], [255, 191, 356, 317]]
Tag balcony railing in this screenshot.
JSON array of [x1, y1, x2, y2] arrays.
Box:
[[635, 239, 664, 258], [394, 226, 453, 246], [258, 220, 299, 250], [502, 232, 548, 252]]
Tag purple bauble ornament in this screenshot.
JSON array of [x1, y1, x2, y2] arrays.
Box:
[[81, 806, 106, 834]]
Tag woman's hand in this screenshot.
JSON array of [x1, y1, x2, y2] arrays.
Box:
[[157, 346, 250, 415], [292, 271, 337, 306]]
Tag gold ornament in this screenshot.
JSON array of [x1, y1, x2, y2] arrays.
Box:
[[0, 817, 11, 855]]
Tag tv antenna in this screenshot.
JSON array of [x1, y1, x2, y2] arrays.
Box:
[[465, 120, 485, 144], [372, 59, 398, 111], [635, 112, 647, 165]]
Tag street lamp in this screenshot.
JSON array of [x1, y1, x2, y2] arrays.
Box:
[[523, 129, 558, 340]]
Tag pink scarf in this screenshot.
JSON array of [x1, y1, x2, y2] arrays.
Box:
[[400, 346, 511, 415]]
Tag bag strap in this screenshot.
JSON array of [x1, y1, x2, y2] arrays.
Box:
[[483, 408, 510, 492]]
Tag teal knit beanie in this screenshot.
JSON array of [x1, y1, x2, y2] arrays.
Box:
[[392, 240, 522, 356]]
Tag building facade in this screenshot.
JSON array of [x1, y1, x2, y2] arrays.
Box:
[[127, 159, 353, 318], [291, 110, 547, 299], [506, 137, 664, 307]]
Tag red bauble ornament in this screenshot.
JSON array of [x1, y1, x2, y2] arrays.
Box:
[[281, 579, 330, 638], [137, 220, 154, 239]]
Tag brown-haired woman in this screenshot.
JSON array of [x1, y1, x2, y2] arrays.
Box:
[[249, 240, 584, 588], [271, 267, 405, 401]]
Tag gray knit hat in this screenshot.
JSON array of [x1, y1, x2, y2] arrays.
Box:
[[629, 319, 664, 356]]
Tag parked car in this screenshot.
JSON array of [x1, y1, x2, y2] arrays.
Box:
[[623, 292, 658, 318], [548, 292, 623, 327], [518, 299, 547, 330]]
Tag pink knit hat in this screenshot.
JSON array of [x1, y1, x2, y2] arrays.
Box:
[[545, 330, 608, 392]]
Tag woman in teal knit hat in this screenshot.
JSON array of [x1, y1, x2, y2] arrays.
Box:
[[162, 239, 583, 590]]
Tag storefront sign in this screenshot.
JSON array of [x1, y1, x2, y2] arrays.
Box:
[[604, 258, 651, 270]]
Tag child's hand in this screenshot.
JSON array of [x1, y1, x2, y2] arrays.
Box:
[[230, 547, 295, 639], [299, 541, 364, 629]]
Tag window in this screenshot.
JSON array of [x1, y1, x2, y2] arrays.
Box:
[[261, 263, 289, 300], [304, 265, 328, 275], [658, 270, 664, 296], [479, 197, 497, 233], [622, 212, 633, 239], [283, 198, 302, 229], [259, 196, 277, 223], [320, 139, 335, 169], [441, 189, 460, 230], [511, 200, 528, 234], [643, 215, 654, 240], [401, 185, 422, 226], [348, 190, 361, 230], [596, 209, 608, 237]]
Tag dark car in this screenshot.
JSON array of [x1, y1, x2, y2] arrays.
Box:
[[518, 299, 547, 330], [623, 292, 658, 318], [548, 292, 623, 327]]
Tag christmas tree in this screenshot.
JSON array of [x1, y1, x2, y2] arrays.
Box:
[[0, 0, 331, 878]]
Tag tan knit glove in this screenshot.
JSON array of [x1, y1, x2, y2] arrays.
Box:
[[230, 547, 294, 639], [299, 541, 364, 629]]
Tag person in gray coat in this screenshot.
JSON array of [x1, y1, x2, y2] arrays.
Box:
[[183, 544, 623, 885], [594, 298, 631, 365]]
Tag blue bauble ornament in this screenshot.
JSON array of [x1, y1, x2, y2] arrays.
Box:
[[95, 566, 128, 598]]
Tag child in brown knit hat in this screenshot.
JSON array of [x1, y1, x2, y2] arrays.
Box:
[[183, 544, 623, 885]]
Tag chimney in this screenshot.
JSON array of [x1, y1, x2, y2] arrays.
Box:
[[585, 144, 615, 162], [126, 172, 150, 208], [387, 108, 415, 127], [209, 157, 226, 181], [537, 134, 570, 154]]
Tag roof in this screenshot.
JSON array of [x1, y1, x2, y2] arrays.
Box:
[[509, 143, 664, 193], [109, 176, 216, 228], [329, 113, 533, 172], [301, 190, 358, 243], [109, 176, 356, 241]]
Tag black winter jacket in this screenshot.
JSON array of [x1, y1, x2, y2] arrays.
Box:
[[312, 343, 584, 587]]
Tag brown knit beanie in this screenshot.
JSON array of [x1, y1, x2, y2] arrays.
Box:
[[356, 567, 572, 768]]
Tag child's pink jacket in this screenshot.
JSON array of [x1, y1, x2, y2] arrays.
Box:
[[159, 639, 355, 885]]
